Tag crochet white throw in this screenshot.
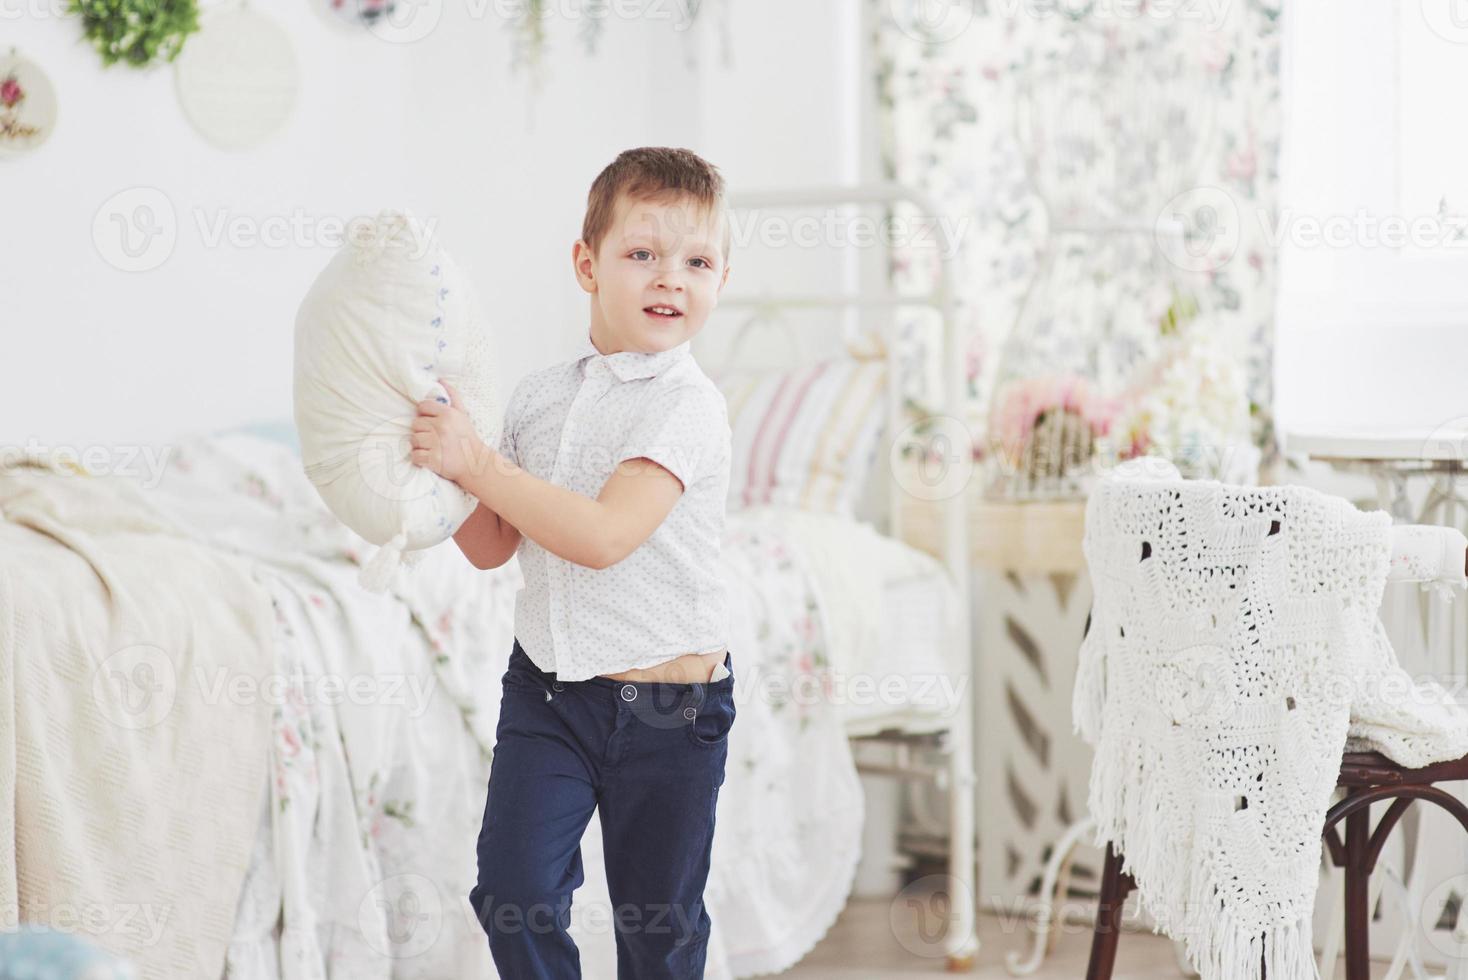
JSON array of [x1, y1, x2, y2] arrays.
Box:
[[1072, 461, 1468, 980]]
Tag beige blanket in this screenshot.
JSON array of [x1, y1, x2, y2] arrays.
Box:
[[0, 459, 274, 979]]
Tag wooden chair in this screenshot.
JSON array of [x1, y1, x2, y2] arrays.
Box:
[[1084, 750, 1468, 980]]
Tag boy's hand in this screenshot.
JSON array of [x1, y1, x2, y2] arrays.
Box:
[[410, 381, 486, 484]]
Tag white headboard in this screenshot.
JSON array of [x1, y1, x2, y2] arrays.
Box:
[[710, 183, 969, 596]]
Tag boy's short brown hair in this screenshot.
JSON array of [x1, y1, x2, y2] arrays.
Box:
[[581, 147, 730, 265]]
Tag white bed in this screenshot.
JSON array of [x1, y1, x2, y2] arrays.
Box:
[[0, 184, 977, 979]]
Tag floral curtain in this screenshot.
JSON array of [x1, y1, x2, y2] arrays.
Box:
[[873, 0, 1284, 480]]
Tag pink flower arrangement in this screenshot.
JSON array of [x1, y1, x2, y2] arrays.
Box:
[[0, 75, 22, 110], [989, 374, 1121, 459]]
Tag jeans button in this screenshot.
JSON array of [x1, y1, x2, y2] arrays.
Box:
[[552, 681, 564, 692], [683, 706, 696, 720], [621, 684, 637, 702]]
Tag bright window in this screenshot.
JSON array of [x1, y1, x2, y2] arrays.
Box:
[[1275, 0, 1468, 435]]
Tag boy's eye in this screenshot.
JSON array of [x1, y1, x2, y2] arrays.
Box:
[[689, 257, 711, 269], [631, 249, 653, 261]]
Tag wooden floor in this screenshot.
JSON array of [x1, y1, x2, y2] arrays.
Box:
[[775, 898, 1397, 979], [774, 898, 1183, 978]]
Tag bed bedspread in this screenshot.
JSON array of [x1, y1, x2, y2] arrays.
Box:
[[0, 459, 275, 980], [144, 434, 510, 980], [2, 431, 938, 979]]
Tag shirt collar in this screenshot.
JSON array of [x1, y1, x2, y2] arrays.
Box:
[[574, 332, 692, 383]]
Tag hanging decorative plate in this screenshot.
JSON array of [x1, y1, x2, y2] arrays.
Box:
[[316, 0, 399, 30], [312, 0, 440, 43], [174, 5, 299, 151], [0, 50, 58, 158]]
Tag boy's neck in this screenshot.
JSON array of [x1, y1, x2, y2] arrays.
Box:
[[588, 324, 618, 356]]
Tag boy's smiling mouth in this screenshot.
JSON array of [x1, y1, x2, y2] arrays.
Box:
[[644, 304, 683, 320]]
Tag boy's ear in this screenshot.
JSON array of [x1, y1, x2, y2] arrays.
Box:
[[572, 239, 597, 293]]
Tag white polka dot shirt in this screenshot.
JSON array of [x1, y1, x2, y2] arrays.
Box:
[[497, 330, 732, 681]]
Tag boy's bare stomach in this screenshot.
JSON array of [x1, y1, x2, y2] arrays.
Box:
[[598, 648, 727, 684]]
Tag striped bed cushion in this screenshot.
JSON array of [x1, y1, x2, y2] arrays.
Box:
[[714, 357, 887, 516]]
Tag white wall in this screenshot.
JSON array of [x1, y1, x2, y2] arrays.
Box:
[[2, 0, 869, 456], [398, 0, 704, 402], [687, 0, 874, 369], [3, 3, 414, 448], [411, 0, 871, 375]]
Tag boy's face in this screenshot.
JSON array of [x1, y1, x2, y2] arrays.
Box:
[[573, 192, 730, 354]]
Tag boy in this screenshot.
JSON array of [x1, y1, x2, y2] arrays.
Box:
[[408, 147, 737, 978]]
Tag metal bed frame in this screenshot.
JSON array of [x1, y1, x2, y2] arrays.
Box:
[[716, 183, 979, 970]]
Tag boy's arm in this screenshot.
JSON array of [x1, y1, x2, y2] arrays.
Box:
[[416, 379, 716, 570], [450, 374, 527, 571], [457, 450, 683, 570], [451, 502, 522, 570]]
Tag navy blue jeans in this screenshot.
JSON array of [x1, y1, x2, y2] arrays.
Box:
[[469, 638, 736, 979]]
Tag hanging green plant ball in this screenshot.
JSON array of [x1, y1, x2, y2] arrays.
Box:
[[67, 0, 201, 69]]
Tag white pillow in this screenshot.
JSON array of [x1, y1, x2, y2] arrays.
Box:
[[293, 210, 500, 592]]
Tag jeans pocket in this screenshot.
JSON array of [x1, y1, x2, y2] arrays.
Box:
[[501, 663, 545, 698], [709, 651, 735, 687], [502, 673, 544, 697], [686, 690, 736, 748], [502, 640, 548, 696]]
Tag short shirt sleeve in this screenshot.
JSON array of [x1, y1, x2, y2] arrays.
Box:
[[616, 383, 726, 491], [496, 376, 528, 468]]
